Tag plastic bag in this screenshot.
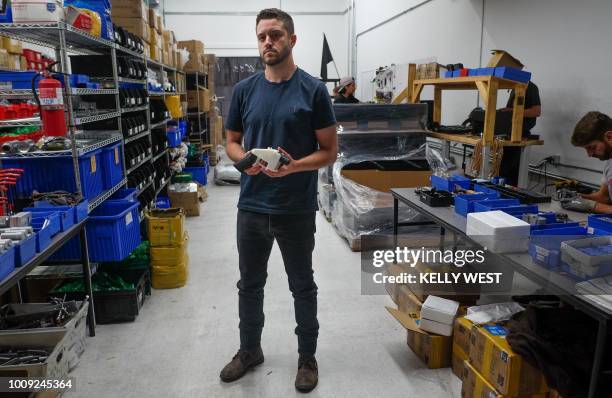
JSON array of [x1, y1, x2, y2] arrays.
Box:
[[465, 302, 525, 324], [426, 145, 454, 177]]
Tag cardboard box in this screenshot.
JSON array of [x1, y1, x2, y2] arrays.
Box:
[[157, 14, 164, 33], [451, 344, 468, 379], [162, 29, 175, 45], [2, 37, 22, 54], [148, 7, 159, 30], [453, 316, 474, 355], [469, 323, 549, 396], [340, 168, 432, 193], [168, 190, 200, 217], [146, 208, 185, 247], [114, 17, 150, 43], [486, 49, 524, 69], [387, 307, 452, 369], [150, 44, 162, 62], [422, 295, 459, 325], [461, 360, 503, 398], [0, 48, 9, 69], [397, 285, 423, 314], [384, 264, 405, 303], [110, 0, 148, 23], [162, 49, 170, 66], [20, 55, 27, 70], [186, 88, 210, 111], [178, 40, 205, 55], [12, 0, 64, 23], [8, 54, 21, 70]]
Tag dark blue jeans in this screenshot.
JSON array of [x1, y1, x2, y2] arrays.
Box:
[[236, 209, 318, 356]]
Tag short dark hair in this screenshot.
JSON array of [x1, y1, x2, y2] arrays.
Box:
[[572, 111, 612, 146], [256, 8, 294, 35]]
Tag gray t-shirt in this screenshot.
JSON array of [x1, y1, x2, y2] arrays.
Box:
[[603, 160, 612, 203]]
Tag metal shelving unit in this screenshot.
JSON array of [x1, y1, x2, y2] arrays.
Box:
[[152, 148, 168, 163], [121, 105, 149, 114], [127, 154, 152, 175], [151, 118, 171, 129], [124, 130, 150, 144], [185, 71, 209, 147], [73, 110, 120, 125], [0, 116, 41, 127], [88, 178, 127, 212], [0, 132, 122, 158]]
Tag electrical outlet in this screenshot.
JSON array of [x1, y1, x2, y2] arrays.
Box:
[[551, 155, 561, 166]]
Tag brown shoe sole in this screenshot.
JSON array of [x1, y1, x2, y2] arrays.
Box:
[[295, 379, 318, 393], [220, 356, 265, 383]]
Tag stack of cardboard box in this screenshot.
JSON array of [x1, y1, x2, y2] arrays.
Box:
[[147, 209, 189, 289], [416, 62, 446, 80], [178, 40, 206, 73], [148, 8, 163, 62], [0, 37, 25, 70], [385, 259, 477, 369], [454, 315, 550, 398], [162, 29, 177, 68], [111, 0, 150, 44]]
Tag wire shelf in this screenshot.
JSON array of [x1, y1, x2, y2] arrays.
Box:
[[0, 131, 122, 158], [151, 148, 168, 163], [117, 77, 147, 85], [0, 88, 118, 98], [155, 174, 172, 196], [136, 180, 154, 197], [73, 110, 120, 125], [88, 178, 127, 212], [0, 22, 115, 52], [150, 119, 170, 129], [71, 88, 118, 95], [115, 44, 144, 59], [127, 154, 152, 175], [0, 116, 41, 127], [124, 130, 150, 144], [121, 105, 149, 114]]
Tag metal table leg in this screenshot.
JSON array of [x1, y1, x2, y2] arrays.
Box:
[[393, 198, 398, 264], [79, 227, 96, 337], [439, 226, 446, 249], [588, 320, 608, 398]]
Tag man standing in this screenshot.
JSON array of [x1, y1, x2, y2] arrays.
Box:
[[221, 8, 337, 393], [563, 111, 612, 213], [334, 76, 360, 104]]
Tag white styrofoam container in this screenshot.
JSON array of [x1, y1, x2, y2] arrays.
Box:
[[467, 211, 530, 253], [12, 0, 64, 23], [419, 317, 453, 336], [421, 295, 460, 325]]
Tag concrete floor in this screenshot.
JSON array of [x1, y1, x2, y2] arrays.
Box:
[[65, 182, 461, 398]]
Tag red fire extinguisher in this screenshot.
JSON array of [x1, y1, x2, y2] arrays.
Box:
[[32, 62, 67, 137]]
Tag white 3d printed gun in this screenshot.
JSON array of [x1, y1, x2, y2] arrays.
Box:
[[234, 147, 291, 172]]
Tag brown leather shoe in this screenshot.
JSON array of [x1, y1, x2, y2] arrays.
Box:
[[219, 347, 264, 382], [295, 355, 318, 393]]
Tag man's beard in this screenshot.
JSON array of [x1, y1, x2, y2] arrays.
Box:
[[261, 44, 291, 66], [595, 145, 612, 161]]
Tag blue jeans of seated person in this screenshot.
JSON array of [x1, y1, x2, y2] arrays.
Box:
[[236, 209, 318, 357]]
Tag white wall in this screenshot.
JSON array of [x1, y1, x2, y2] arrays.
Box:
[[354, 0, 612, 185], [163, 0, 350, 82]]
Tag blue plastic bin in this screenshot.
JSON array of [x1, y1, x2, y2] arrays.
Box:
[[430, 174, 471, 192], [494, 67, 531, 83], [156, 196, 170, 209], [183, 166, 207, 186], [3, 150, 104, 201], [167, 129, 181, 148], [474, 204, 539, 216], [454, 193, 500, 216], [473, 184, 499, 196], [0, 71, 38, 89], [15, 234, 37, 267], [529, 228, 588, 269], [86, 200, 141, 262], [0, 247, 16, 282], [472, 199, 520, 212], [101, 142, 124, 190], [108, 188, 138, 202], [31, 212, 61, 237], [32, 200, 88, 224], [588, 214, 612, 233], [451, 70, 461, 77], [32, 213, 61, 253], [444, 71, 453, 78], [26, 207, 73, 232]]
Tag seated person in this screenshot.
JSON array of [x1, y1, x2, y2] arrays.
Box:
[[564, 111, 612, 213]]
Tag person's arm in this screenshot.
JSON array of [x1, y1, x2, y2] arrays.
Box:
[[583, 184, 610, 203], [593, 202, 612, 214], [225, 129, 263, 176], [523, 105, 541, 118], [262, 125, 337, 178]]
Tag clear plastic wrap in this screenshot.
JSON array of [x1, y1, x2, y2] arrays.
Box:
[[214, 144, 240, 185], [426, 145, 454, 177], [330, 141, 430, 242]]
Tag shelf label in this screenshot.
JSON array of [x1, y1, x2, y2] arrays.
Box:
[[125, 212, 133, 226], [90, 156, 97, 173], [114, 148, 120, 164]]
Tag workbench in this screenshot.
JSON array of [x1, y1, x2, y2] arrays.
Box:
[[0, 221, 96, 337], [390, 188, 610, 398]]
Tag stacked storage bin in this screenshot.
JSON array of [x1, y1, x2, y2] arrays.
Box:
[[146, 208, 189, 289]]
